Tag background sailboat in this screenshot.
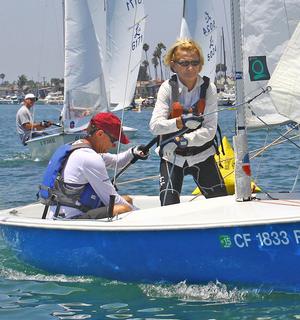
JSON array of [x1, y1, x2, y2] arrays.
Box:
[[26, 0, 144, 161]]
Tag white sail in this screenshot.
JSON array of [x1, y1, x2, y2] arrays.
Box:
[[180, 0, 217, 81], [89, 0, 109, 104], [268, 22, 300, 124], [107, 0, 146, 111], [241, 0, 300, 128], [63, 0, 109, 133]]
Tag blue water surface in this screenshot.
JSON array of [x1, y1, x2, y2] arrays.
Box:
[[1, 104, 300, 319]]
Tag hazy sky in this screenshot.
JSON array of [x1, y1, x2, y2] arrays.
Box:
[[0, 0, 229, 82]]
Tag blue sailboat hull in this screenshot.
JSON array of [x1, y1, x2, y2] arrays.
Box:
[[2, 221, 300, 291]]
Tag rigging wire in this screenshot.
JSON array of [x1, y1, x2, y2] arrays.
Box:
[[251, 128, 270, 187], [116, 85, 300, 198], [221, 0, 233, 74], [111, 3, 146, 188], [111, 3, 139, 185], [247, 103, 300, 151], [283, 0, 291, 37]]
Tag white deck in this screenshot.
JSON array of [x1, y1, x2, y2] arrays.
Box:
[[1, 193, 300, 231]]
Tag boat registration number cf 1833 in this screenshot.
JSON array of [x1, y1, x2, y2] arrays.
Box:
[[219, 230, 300, 248]]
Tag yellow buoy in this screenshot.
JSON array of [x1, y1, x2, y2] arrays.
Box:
[[192, 136, 261, 195]]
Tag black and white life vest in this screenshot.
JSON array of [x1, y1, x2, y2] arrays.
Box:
[[160, 74, 219, 157]]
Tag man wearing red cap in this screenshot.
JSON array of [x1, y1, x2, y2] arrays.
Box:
[[43, 112, 148, 219]]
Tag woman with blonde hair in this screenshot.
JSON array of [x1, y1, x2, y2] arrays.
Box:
[[150, 38, 227, 206]]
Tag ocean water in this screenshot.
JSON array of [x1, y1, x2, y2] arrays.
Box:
[[1, 104, 300, 319]]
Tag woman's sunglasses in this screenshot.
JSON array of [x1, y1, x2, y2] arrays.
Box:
[[175, 60, 200, 67]]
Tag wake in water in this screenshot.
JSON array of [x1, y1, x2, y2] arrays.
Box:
[[0, 266, 93, 283], [140, 280, 251, 303], [0, 152, 32, 164]]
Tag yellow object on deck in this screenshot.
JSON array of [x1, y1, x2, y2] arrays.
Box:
[[192, 136, 261, 195]]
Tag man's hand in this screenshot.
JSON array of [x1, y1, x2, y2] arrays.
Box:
[[40, 120, 53, 128], [181, 114, 203, 129], [132, 145, 149, 160]]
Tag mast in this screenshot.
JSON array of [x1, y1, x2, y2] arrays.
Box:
[[221, 27, 227, 84], [230, 0, 252, 201]]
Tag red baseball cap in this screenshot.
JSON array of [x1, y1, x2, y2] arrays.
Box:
[[90, 112, 129, 144]]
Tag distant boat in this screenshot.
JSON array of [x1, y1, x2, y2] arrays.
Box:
[[26, 0, 142, 161], [218, 89, 235, 106], [45, 91, 64, 105], [0, 95, 20, 105]]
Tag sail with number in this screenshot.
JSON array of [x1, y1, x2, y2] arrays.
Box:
[[180, 0, 217, 81], [107, 0, 146, 111]]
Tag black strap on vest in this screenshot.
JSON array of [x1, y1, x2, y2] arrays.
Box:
[[162, 75, 217, 156], [40, 142, 93, 219], [169, 74, 180, 104], [198, 76, 210, 114], [169, 74, 209, 114]]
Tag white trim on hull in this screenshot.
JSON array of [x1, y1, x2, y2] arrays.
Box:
[[1, 194, 300, 231]]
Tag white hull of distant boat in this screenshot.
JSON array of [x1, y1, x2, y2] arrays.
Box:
[[0, 96, 20, 105], [1, 193, 300, 292], [26, 126, 138, 161]]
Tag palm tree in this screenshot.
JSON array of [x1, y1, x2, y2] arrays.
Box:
[[0, 73, 5, 85], [154, 42, 166, 81], [151, 55, 159, 80], [137, 60, 149, 81], [143, 43, 152, 79], [142, 60, 150, 80], [17, 75, 28, 90]]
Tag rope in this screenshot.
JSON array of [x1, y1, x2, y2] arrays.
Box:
[[250, 126, 296, 158], [247, 103, 300, 151], [251, 128, 270, 184], [162, 154, 177, 206], [112, 3, 140, 182], [114, 87, 300, 200], [117, 174, 159, 185], [291, 134, 300, 192]]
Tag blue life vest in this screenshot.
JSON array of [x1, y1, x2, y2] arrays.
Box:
[[39, 143, 103, 214]]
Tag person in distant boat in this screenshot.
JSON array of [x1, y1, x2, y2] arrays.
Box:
[[40, 112, 149, 220], [16, 93, 54, 145], [149, 38, 227, 206]]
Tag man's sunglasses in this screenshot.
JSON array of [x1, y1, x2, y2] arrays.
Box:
[[175, 60, 200, 67], [105, 131, 118, 143]]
